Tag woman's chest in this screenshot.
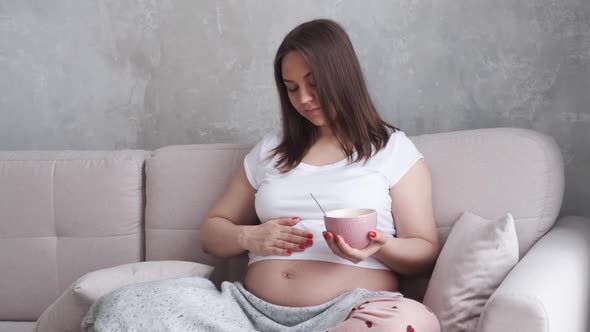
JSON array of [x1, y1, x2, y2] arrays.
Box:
[[255, 167, 391, 222], [300, 143, 348, 167]]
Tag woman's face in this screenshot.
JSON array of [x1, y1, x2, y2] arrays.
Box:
[[281, 51, 329, 128]]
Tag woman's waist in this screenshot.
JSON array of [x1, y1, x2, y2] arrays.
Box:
[[243, 259, 398, 307]]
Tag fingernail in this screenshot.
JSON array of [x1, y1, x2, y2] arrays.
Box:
[[369, 231, 377, 238], [306, 239, 313, 245], [287, 249, 292, 255], [292, 217, 299, 220], [335, 235, 340, 242], [306, 233, 313, 239], [298, 244, 305, 250], [323, 232, 331, 240]]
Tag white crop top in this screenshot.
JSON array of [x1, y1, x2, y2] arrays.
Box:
[[243, 130, 423, 270]]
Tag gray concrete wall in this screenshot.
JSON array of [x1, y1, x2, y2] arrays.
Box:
[[1, 1, 589, 218]]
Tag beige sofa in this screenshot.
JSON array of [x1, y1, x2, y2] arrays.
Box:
[[1, 128, 589, 332]]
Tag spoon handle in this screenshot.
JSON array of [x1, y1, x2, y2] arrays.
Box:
[[310, 193, 327, 217]]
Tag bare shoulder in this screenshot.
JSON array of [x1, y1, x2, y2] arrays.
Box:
[[394, 159, 431, 189], [390, 159, 437, 243]]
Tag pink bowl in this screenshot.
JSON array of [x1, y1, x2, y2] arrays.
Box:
[[324, 208, 377, 249]]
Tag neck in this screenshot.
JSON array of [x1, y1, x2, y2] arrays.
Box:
[[318, 125, 336, 139]]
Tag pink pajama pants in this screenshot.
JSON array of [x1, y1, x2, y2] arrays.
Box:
[[331, 295, 440, 332]]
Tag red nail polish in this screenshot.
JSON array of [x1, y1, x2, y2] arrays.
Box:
[[306, 239, 313, 245], [306, 233, 313, 239], [335, 235, 339, 242], [287, 249, 292, 255], [292, 217, 300, 220], [369, 231, 377, 238], [299, 244, 305, 250], [323, 232, 331, 240]]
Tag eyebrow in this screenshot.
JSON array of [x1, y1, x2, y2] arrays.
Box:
[[282, 72, 312, 83]]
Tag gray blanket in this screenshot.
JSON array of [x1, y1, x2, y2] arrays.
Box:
[[82, 277, 400, 332]]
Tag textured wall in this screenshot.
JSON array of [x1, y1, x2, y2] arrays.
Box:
[[0, 0, 589, 218]]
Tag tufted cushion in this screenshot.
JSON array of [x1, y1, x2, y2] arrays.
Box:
[[0, 151, 147, 320], [145, 144, 252, 286]]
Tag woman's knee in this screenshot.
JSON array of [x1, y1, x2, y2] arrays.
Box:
[[332, 296, 440, 332]]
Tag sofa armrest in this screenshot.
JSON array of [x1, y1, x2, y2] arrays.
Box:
[[477, 216, 590, 332]]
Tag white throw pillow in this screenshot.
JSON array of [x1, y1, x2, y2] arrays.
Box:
[[35, 260, 214, 332], [423, 212, 519, 332]]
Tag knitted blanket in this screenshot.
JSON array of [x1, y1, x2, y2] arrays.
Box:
[[82, 277, 400, 332]]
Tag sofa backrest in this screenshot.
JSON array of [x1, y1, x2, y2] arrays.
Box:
[[145, 144, 252, 286], [413, 127, 563, 257], [144, 128, 565, 299], [0, 150, 147, 321], [402, 127, 564, 299]]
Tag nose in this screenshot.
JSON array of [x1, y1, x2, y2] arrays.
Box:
[[299, 85, 315, 104]]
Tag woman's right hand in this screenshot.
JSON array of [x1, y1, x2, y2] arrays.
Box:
[[239, 217, 314, 256]]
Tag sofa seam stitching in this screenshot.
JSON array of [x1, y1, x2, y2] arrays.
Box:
[[52, 160, 62, 305]]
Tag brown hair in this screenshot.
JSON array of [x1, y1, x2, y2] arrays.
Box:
[[271, 19, 397, 172]]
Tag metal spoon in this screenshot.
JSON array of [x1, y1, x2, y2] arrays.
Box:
[[310, 193, 327, 217]]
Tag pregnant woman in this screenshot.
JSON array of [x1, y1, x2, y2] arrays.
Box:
[[201, 19, 440, 331], [84, 19, 441, 332]]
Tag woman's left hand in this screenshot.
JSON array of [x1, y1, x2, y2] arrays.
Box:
[[322, 230, 389, 264]]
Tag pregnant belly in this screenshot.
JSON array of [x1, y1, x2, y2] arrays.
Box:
[[243, 259, 398, 307]]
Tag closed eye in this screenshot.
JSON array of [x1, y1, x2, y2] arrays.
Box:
[[287, 82, 315, 92]]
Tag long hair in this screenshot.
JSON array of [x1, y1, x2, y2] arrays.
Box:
[[271, 19, 397, 172]]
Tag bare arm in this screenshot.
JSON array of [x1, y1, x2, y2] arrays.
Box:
[[373, 159, 440, 276], [200, 165, 259, 257], [200, 164, 313, 258]]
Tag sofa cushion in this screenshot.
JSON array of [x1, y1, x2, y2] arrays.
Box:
[[0, 151, 147, 320], [35, 261, 214, 332], [144, 144, 252, 286], [75, 260, 215, 303], [423, 212, 519, 332]]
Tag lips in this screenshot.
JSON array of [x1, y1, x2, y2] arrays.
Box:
[[305, 107, 321, 115]]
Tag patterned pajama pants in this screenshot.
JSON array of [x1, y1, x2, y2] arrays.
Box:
[[330, 295, 440, 332]]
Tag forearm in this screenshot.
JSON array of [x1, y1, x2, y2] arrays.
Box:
[[200, 217, 253, 257], [373, 237, 439, 276]]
